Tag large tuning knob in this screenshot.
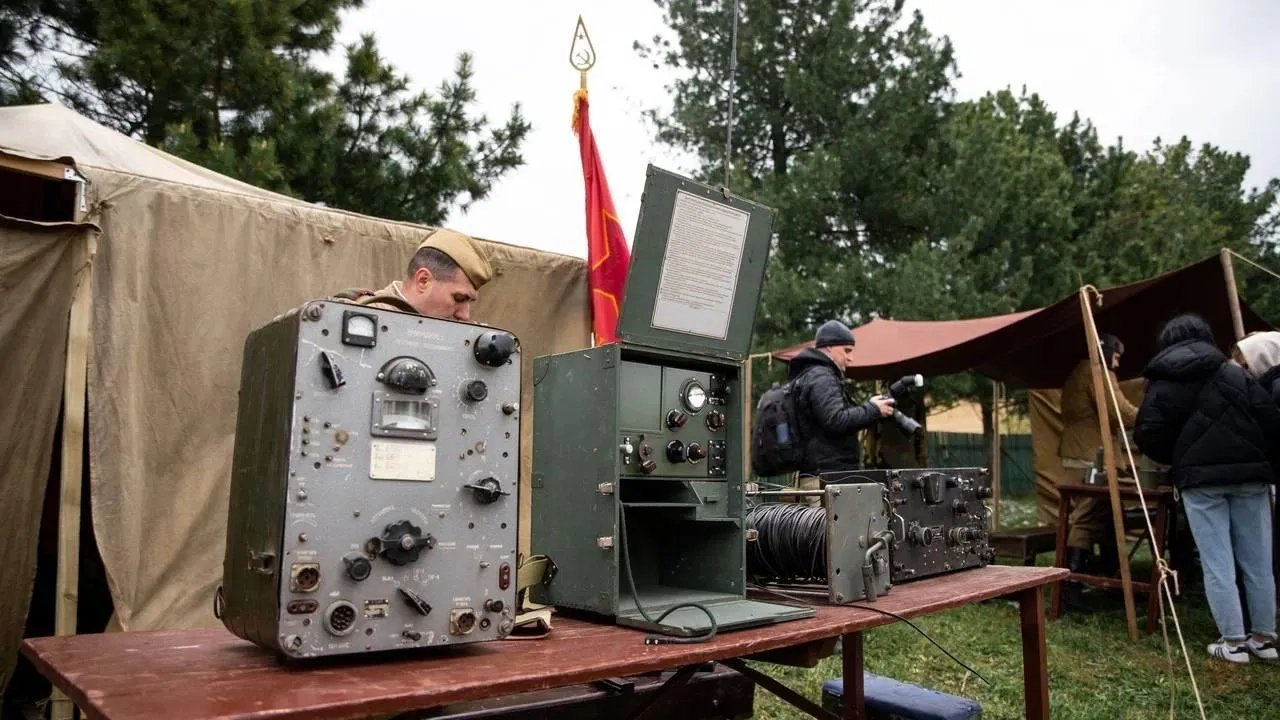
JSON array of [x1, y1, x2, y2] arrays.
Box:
[[367, 520, 435, 566], [474, 331, 517, 367], [465, 476, 510, 504], [377, 356, 434, 393]]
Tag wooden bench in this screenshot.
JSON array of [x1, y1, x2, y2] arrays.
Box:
[[990, 525, 1058, 566]]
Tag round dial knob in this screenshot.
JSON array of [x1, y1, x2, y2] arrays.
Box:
[[686, 442, 707, 463], [463, 379, 488, 402], [473, 331, 517, 367], [343, 552, 372, 581], [665, 440, 686, 463], [706, 410, 726, 431], [666, 409, 689, 429], [909, 524, 936, 546]]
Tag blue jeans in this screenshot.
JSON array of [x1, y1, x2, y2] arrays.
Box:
[[1181, 482, 1277, 641]]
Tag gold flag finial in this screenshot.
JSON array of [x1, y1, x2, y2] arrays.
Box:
[[569, 15, 596, 90]]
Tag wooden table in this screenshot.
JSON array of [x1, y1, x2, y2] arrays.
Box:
[[22, 565, 1065, 720], [1049, 482, 1177, 635]]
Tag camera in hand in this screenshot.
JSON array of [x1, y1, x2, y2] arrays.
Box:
[[878, 374, 924, 436]]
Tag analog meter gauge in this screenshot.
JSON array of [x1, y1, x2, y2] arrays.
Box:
[[681, 378, 708, 414], [342, 310, 378, 348]]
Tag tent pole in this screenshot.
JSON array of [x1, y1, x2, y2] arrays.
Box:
[[1220, 248, 1245, 342], [1079, 287, 1140, 641], [743, 353, 754, 481], [52, 233, 95, 720], [991, 381, 1002, 531]]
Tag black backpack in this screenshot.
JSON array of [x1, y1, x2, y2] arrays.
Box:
[[751, 379, 806, 476]]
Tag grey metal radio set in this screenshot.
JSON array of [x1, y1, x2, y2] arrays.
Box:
[[216, 298, 522, 659]]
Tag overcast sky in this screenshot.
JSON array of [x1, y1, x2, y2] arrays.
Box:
[[319, 0, 1279, 260]]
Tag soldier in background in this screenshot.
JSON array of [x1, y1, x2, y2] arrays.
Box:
[[351, 228, 494, 320], [1057, 332, 1138, 609]]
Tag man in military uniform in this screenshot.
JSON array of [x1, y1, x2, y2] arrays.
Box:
[[355, 228, 493, 320]]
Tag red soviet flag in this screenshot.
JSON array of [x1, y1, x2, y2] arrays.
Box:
[[573, 87, 631, 345]]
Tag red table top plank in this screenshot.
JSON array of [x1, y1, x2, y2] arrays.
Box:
[[22, 565, 1066, 720]]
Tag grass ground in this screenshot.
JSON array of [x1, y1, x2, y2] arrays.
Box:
[[745, 495, 1280, 719]]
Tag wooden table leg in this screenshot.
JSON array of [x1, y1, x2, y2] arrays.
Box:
[[843, 632, 864, 720], [1050, 490, 1071, 620], [1015, 585, 1050, 720]]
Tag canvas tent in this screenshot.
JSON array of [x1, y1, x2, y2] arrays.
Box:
[[770, 255, 1272, 387], [0, 103, 593, 695], [769, 255, 1275, 521]]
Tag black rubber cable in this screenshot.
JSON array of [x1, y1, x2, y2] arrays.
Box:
[[747, 583, 994, 688], [618, 504, 719, 645]]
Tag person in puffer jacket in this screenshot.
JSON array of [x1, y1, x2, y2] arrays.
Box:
[[1133, 314, 1280, 664]]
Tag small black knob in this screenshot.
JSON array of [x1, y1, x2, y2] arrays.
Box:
[[485, 598, 505, 613], [686, 442, 707, 462], [474, 331, 517, 367], [665, 440, 685, 463], [910, 525, 935, 545], [464, 380, 488, 402], [976, 485, 993, 499], [343, 553, 372, 581], [706, 411, 726, 431], [666, 410, 689, 429], [952, 499, 968, 515]]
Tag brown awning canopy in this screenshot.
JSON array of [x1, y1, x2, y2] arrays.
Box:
[[770, 254, 1274, 388]]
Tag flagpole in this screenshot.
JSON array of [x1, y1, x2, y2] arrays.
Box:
[[571, 16, 601, 347]]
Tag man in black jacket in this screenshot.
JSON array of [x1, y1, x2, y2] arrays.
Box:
[[787, 320, 896, 489], [1134, 314, 1280, 664]]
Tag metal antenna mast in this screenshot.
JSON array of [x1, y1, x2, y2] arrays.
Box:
[[724, 0, 741, 188]]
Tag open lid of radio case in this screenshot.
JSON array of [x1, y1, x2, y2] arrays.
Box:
[[616, 165, 777, 362]]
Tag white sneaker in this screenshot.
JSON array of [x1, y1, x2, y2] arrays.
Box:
[[1207, 639, 1251, 664], [1245, 638, 1279, 661]]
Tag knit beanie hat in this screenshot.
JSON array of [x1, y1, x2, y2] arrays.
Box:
[[815, 320, 856, 348]]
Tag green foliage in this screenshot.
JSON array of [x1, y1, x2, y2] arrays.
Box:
[[640, 0, 1280, 423], [2, 1, 530, 226], [637, 0, 958, 342]]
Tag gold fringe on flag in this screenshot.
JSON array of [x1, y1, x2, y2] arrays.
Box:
[[571, 88, 588, 134]]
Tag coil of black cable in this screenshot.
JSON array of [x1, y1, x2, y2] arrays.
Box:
[[745, 503, 829, 583]]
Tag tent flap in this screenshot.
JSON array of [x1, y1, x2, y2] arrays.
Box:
[[0, 219, 92, 692]]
